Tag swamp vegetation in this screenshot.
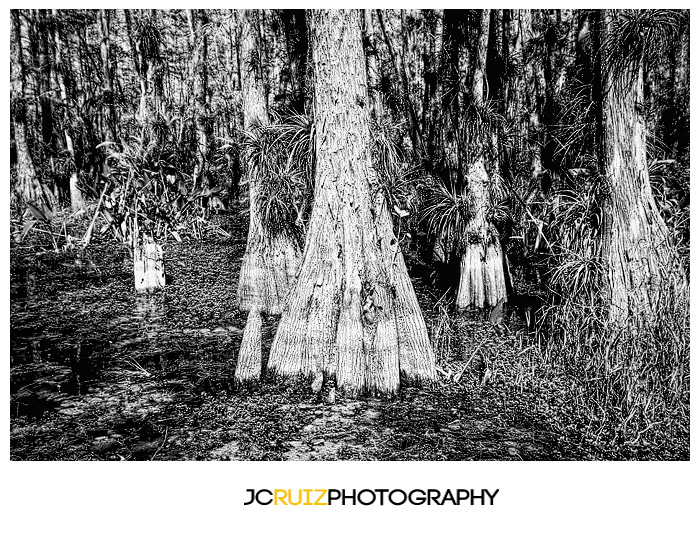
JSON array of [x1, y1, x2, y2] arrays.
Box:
[[9, 9, 690, 460]]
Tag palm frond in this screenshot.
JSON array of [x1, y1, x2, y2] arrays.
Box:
[[604, 10, 686, 82], [242, 112, 314, 245]]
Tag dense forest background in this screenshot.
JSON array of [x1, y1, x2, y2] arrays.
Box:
[[10, 9, 690, 460]]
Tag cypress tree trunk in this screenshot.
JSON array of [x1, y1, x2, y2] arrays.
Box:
[[456, 9, 507, 310], [429, 10, 460, 266], [522, 9, 545, 181], [147, 11, 166, 129], [423, 9, 443, 163], [672, 19, 689, 157], [235, 309, 262, 383], [11, 10, 54, 213], [189, 9, 211, 191], [376, 9, 424, 157], [235, 9, 301, 383], [52, 9, 85, 212], [362, 10, 384, 121], [133, 233, 165, 292], [124, 10, 148, 125], [599, 11, 688, 322], [437, 10, 461, 187], [125, 10, 162, 134], [98, 9, 119, 144], [37, 10, 55, 156], [267, 9, 435, 397], [505, 10, 527, 165]]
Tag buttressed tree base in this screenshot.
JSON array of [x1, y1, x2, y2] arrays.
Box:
[[267, 9, 436, 397]]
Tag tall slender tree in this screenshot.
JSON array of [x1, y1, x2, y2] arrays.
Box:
[[188, 9, 211, 191], [98, 9, 119, 144], [36, 10, 56, 164], [377, 9, 424, 157], [362, 9, 385, 121], [52, 9, 86, 212]]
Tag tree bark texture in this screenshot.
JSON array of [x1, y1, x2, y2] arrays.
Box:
[[237, 9, 300, 317], [189, 9, 211, 191], [457, 9, 507, 310], [363, 10, 384, 121], [377, 9, 424, 157], [457, 159, 507, 310], [11, 10, 54, 212], [435, 10, 461, 184], [52, 9, 85, 212], [522, 10, 545, 180], [36, 10, 55, 153], [599, 11, 688, 322], [267, 9, 435, 397], [133, 234, 165, 292], [235, 309, 262, 383], [98, 9, 119, 144]]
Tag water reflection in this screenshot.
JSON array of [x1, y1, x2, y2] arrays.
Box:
[[134, 292, 165, 341]]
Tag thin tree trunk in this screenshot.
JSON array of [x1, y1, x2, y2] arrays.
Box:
[[672, 19, 689, 157], [423, 9, 443, 162], [125, 10, 149, 126], [36, 10, 54, 152], [522, 10, 545, 181], [436, 10, 460, 184], [267, 9, 435, 397], [554, 9, 578, 96], [189, 9, 211, 192], [542, 10, 557, 171], [376, 9, 424, 158], [52, 9, 85, 212], [505, 10, 527, 163], [362, 10, 384, 121], [430, 10, 462, 264], [98, 9, 119, 144]]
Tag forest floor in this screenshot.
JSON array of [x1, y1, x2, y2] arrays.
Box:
[[9, 210, 687, 461]]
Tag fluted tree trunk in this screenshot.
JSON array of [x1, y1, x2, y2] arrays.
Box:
[[267, 9, 435, 397], [235, 9, 301, 384], [456, 9, 507, 311], [599, 10, 688, 322], [11, 10, 55, 213], [52, 9, 85, 212]]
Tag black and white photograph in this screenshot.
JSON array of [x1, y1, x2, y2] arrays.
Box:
[[8, 6, 691, 469]]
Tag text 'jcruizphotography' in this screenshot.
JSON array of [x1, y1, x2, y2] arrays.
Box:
[[244, 488, 499, 506]]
